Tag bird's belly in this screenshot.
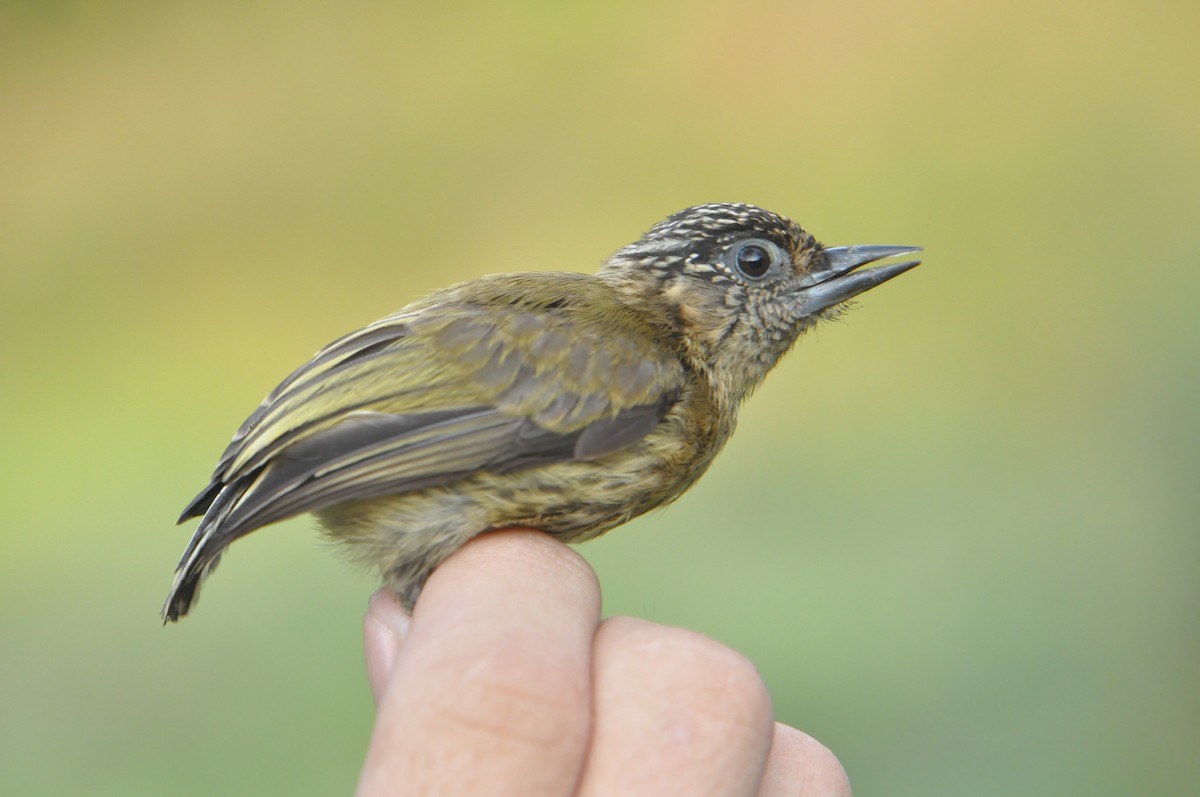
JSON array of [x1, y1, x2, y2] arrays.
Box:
[[317, 425, 717, 601]]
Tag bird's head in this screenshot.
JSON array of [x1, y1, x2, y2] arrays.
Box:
[[598, 203, 921, 403]]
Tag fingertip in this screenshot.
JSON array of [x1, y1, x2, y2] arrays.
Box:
[[361, 529, 601, 795], [423, 528, 601, 617]]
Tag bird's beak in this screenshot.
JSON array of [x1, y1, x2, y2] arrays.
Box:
[[794, 245, 922, 315]]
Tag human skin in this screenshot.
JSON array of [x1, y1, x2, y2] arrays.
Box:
[[357, 529, 852, 797]]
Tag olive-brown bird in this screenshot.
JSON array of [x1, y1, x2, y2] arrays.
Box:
[[164, 203, 920, 621]]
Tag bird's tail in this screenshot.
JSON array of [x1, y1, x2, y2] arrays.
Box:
[[162, 481, 249, 623]]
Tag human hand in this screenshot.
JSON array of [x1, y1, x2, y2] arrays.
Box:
[[358, 529, 851, 796]]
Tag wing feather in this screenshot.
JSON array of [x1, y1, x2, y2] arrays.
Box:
[[168, 288, 685, 620]]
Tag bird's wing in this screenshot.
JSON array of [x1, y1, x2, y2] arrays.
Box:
[[175, 300, 684, 563]]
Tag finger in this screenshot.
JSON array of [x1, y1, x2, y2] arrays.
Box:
[[363, 588, 410, 705], [757, 724, 852, 797], [356, 529, 602, 797], [577, 616, 776, 797]]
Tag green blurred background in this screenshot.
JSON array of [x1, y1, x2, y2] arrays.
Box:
[[2, 1, 1196, 794]]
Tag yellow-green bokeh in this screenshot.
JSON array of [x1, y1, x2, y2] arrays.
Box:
[[2, 1, 1197, 794]]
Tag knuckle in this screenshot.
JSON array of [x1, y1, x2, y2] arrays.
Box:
[[771, 724, 853, 796], [807, 741, 852, 795], [606, 617, 775, 739], [419, 646, 590, 753]]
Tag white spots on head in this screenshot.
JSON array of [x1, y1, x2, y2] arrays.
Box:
[[646, 203, 797, 242]]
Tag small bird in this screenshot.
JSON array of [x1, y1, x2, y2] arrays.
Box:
[[164, 203, 920, 622]]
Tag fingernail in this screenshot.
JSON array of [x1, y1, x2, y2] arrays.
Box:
[[368, 588, 411, 639], [364, 589, 410, 705]]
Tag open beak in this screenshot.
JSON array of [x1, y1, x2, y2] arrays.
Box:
[[794, 245, 922, 315]]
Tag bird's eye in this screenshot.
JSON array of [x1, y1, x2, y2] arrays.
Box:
[[730, 240, 779, 280]]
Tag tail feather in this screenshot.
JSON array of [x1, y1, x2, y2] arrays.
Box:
[[177, 480, 223, 523], [162, 479, 251, 623], [161, 552, 224, 623]]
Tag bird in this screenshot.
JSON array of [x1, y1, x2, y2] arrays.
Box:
[[164, 203, 920, 622]]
